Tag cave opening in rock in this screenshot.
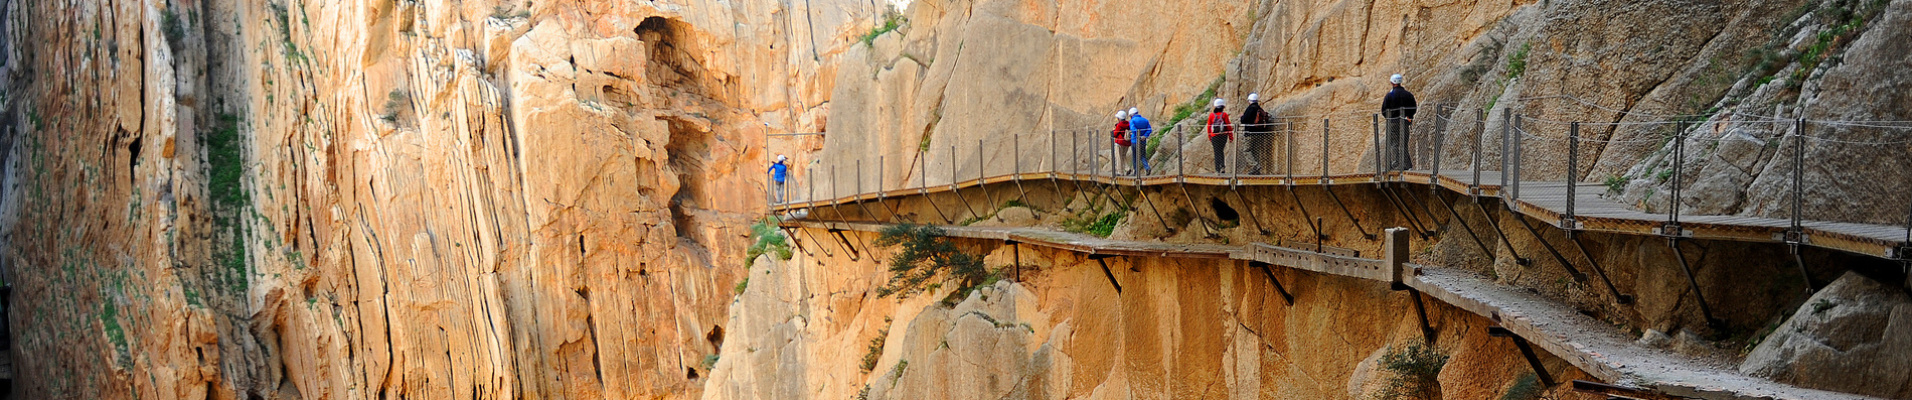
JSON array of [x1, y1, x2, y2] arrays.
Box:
[[1210, 197, 1240, 222], [665, 117, 710, 245], [635, 16, 706, 96]]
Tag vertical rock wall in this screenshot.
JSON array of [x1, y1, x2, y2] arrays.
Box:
[[0, 0, 883, 398]]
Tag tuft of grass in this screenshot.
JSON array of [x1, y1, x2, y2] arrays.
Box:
[[1504, 42, 1532, 81], [860, 324, 891, 373], [1379, 342, 1449, 400], [162, 7, 185, 48], [701, 354, 720, 371], [1812, 298, 1836, 314], [733, 277, 749, 294], [1164, 76, 1226, 135], [1603, 175, 1626, 195], [1061, 200, 1127, 238], [380, 89, 408, 123], [861, 11, 906, 47], [1499, 373, 1543, 400], [890, 359, 909, 383]]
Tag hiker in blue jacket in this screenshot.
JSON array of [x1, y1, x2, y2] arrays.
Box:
[[769, 154, 789, 203], [1128, 107, 1153, 175]]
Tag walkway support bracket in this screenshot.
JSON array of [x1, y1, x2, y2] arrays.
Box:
[[1251, 261, 1295, 305], [1513, 212, 1590, 283], [1090, 254, 1123, 294], [829, 229, 862, 261], [1667, 237, 1723, 331], [1325, 185, 1376, 240], [1435, 190, 1496, 261], [1475, 199, 1532, 266], [1489, 326, 1556, 387], [1568, 231, 1635, 304]]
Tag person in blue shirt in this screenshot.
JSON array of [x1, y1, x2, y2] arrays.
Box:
[[769, 154, 789, 203], [1127, 107, 1153, 175]]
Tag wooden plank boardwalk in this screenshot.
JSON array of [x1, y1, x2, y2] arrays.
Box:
[[783, 220, 1887, 400], [774, 168, 1911, 260]]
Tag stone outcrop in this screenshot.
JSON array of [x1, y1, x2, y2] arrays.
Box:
[[1741, 271, 1912, 398]]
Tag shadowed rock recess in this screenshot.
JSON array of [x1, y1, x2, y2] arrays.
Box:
[[0, 0, 1906, 399]]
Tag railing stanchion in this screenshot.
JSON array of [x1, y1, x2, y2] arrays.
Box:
[[1287, 120, 1296, 184], [1473, 108, 1484, 197], [1432, 104, 1446, 187], [951, 145, 979, 218], [1789, 118, 1814, 292], [1372, 114, 1383, 180], [1565, 122, 1578, 229], [1321, 118, 1330, 184], [1500, 111, 1510, 192], [982, 139, 997, 209], [831, 164, 841, 219], [1178, 123, 1186, 181], [1791, 119, 1804, 235], [1511, 114, 1523, 209]]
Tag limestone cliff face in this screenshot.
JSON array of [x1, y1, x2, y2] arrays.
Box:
[[0, 0, 880, 398], [704, 234, 1600, 399], [822, 0, 1912, 224]]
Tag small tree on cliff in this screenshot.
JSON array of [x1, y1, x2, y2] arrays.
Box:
[[873, 224, 989, 299]]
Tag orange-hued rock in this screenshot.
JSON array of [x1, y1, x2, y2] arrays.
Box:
[[704, 233, 1602, 400], [1, 0, 880, 397]]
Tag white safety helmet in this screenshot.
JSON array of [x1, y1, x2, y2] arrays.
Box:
[[1128, 107, 1140, 116], [776, 154, 787, 162], [1247, 93, 1259, 102], [1116, 110, 1128, 119], [1212, 98, 1226, 108], [1390, 74, 1404, 85]]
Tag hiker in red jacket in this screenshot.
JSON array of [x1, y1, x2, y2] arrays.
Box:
[[1205, 99, 1233, 172], [1112, 110, 1132, 174]]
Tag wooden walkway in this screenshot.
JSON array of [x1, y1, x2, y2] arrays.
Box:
[[783, 220, 1887, 400], [773, 168, 1911, 260]]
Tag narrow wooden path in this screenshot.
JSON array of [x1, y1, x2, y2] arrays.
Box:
[[774, 168, 1910, 260]]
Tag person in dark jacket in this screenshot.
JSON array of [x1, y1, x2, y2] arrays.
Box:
[[1240, 93, 1276, 174], [1205, 99, 1233, 172], [1381, 74, 1418, 170]]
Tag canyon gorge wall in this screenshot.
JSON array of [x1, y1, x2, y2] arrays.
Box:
[[0, 0, 1907, 398], [0, 0, 883, 397]]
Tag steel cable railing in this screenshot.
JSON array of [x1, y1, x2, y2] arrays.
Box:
[[770, 104, 1912, 259]]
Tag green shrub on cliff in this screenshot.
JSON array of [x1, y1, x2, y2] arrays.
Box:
[[746, 217, 793, 263], [873, 223, 989, 299], [1380, 341, 1449, 400]]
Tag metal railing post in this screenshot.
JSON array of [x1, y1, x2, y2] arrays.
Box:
[[1321, 118, 1330, 183], [1671, 123, 1684, 230], [1513, 115, 1524, 208], [1473, 108, 1484, 196], [1287, 120, 1297, 184], [982, 139, 996, 208], [1791, 119, 1804, 234], [1372, 114, 1383, 179], [1566, 122, 1579, 229], [1433, 104, 1446, 185]]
